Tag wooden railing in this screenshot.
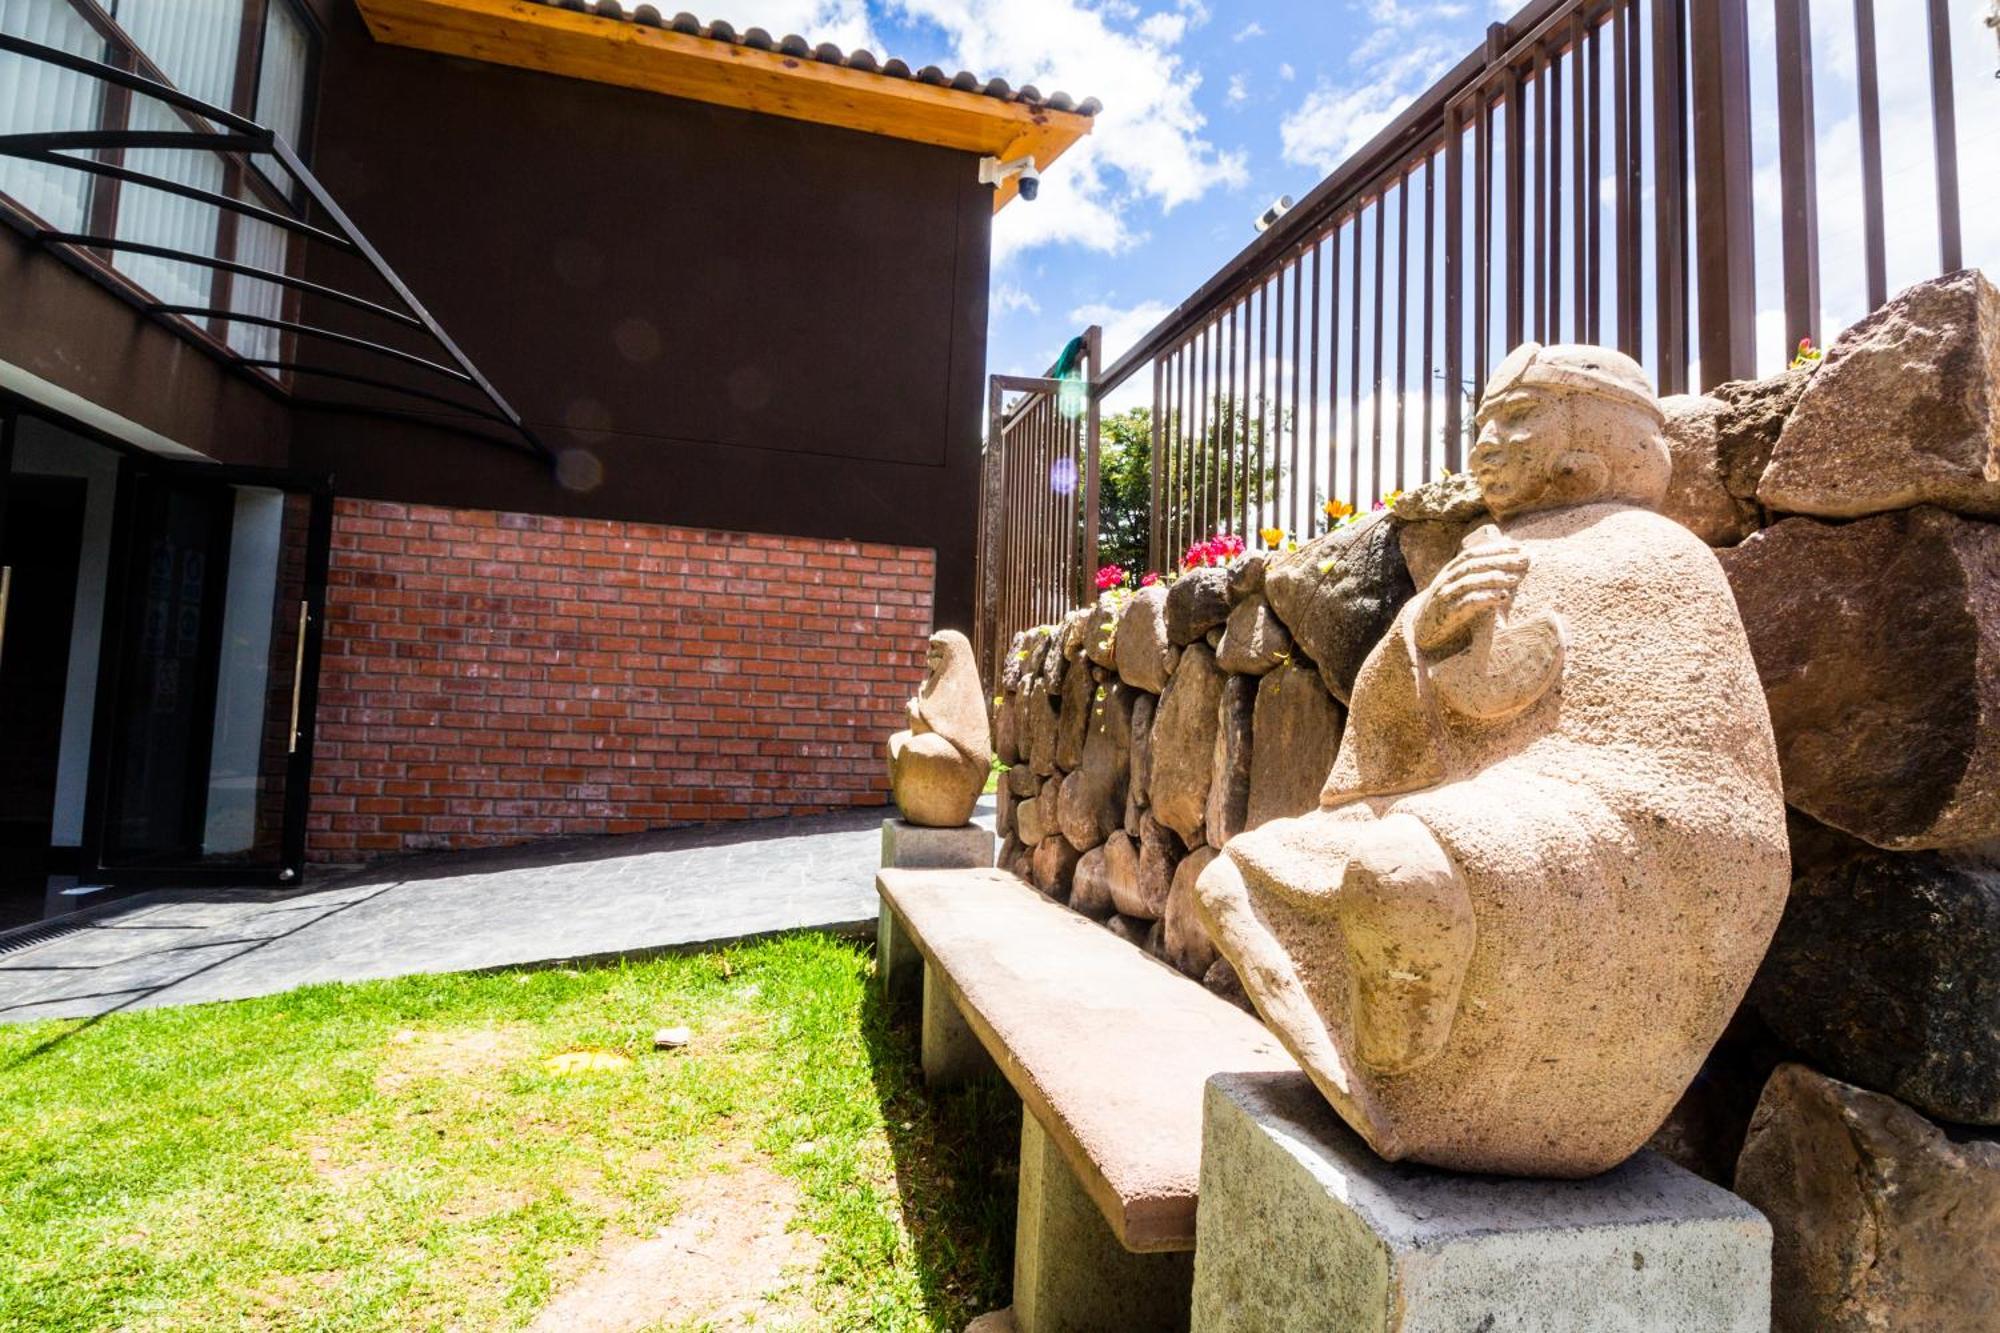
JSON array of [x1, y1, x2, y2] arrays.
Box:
[[1043, 0, 1977, 574]]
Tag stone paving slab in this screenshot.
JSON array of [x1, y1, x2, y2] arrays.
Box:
[[0, 800, 994, 1023]]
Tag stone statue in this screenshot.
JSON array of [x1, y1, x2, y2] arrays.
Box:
[[1195, 344, 1790, 1177], [889, 629, 993, 827]]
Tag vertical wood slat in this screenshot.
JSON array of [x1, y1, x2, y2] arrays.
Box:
[[1372, 191, 1387, 500], [1444, 106, 1464, 470], [1330, 220, 1344, 510], [1689, 0, 1756, 387], [1504, 61, 1526, 352], [1923, 0, 1960, 273], [1152, 352, 1168, 572], [1651, 0, 1689, 393], [1258, 275, 1272, 533], [1585, 11, 1601, 343], [1532, 51, 1547, 343], [1350, 210, 1364, 508], [1574, 9, 1591, 345], [1475, 85, 1492, 407], [1612, 0, 1636, 357], [1395, 172, 1410, 492], [1623, 0, 1645, 359], [1422, 150, 1437, 474], [1290, 252, 1304, 536], [1852, 0, 1886, 311], [1309, 236, 1323, 528], [1083, 325, 1101, 601], [1773, 0, 1819, 359], [1548, 40, 1564, 343]]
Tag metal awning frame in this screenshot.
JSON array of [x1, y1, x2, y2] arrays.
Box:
[[0, 30, 552, 465]]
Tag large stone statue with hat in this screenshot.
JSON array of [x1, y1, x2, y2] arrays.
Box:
[[889, 629, 992, 828], [1195, 343, 1791, 1176]]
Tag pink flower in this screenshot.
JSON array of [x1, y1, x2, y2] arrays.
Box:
[[1140, 570, 1161, 588], [1095, 564, 1129, 592]]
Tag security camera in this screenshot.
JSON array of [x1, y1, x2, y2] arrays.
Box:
[[979, 154, 1040, 202], [1254, 195, 1295, 233]]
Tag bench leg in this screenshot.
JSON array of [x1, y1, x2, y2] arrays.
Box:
[[1012, 1113, 1193, 1333], [878, 902, 922, 1009], [921, 963, 1000, 1089]]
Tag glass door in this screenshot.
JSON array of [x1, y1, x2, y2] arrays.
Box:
[[83, 459, 331, 886]]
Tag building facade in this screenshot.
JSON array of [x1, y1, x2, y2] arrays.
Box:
[[0, 0, 1093, 920]]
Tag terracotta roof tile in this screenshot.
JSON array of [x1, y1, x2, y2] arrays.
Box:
[[526, 0, 1103, 117]]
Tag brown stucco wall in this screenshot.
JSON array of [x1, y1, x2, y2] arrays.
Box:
[[285, 0, 990, 632], [0, 229, 291, 466]]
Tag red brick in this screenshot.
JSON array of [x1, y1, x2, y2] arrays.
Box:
[[308, 497, 934, 863]]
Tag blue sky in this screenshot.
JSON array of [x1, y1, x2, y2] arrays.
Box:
[[722, 0, 1510, 407], [723, 0, 1999, 419]]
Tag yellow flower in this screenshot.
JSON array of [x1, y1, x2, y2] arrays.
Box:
[[1322, 498, 1355, 522], [1259, 526, 1285, 547]]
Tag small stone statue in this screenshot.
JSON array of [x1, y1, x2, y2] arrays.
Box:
[[889, 629, 993, 827], [1196, 344, 1790, 1176]]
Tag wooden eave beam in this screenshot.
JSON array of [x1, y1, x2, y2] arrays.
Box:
[[352, 0, 1093, 212]]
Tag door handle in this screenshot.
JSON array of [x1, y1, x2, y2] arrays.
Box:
[[287, 598, 309, 754], [0, 565, 11, 673]]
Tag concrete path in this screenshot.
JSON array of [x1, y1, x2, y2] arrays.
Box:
[[0, 799, 995, 1024]]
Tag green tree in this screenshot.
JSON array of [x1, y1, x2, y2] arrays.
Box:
[[1095, 398, 1286, 577]]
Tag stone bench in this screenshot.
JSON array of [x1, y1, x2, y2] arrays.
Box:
[[876, 866, 1295, 1331]]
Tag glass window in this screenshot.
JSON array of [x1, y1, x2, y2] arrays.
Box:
[[115, 0, 246, 111], [0, 0, 108, 231], [112, 95, 225, 321], [255, 0, 310, 149]]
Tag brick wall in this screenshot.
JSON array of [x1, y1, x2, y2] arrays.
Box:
[[308, 499, 934, 862]]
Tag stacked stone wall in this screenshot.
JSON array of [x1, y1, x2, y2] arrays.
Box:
[[308, 499, 933, 860], [992, 267, 2000, 1333]]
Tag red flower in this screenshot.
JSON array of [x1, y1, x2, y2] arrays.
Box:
[[1095, 564, 1129, 591], [1140, 570, 1161, 587]]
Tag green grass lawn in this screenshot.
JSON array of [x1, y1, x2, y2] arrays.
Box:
[[0, 934, 1019, 1332]]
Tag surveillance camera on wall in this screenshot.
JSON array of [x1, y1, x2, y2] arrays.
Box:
[[979, 154, 1040, 202], [1255, 195, 1295, 233]]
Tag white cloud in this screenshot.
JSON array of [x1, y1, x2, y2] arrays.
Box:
[[1070, 298, 1174, 410], [1227, 72, 1249, 106], [893, 0, 1248, 263], [1278, 61, 1295, 81], [1233, 20, 1265, 42], [706, 0, 878, 50], [994, 283, 1041, 314], [1278, 2, 1469, 174]]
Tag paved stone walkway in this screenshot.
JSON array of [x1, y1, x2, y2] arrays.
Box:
[[0, 799, 995, 1024]]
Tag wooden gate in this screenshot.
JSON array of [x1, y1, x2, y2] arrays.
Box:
[[974, 328, 1100, 686]]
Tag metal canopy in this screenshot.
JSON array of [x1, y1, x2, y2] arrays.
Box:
[[0, 30, 551, 465]]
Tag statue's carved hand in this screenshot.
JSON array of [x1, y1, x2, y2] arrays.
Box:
[[1415, 540, 1529, 653]]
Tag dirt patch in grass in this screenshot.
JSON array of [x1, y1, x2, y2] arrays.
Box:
[[528, 1156, 821, 1332], [373, 1022, 532, 1093]]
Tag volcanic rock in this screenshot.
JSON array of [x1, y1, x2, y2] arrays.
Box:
[[1148, 642, 1225, 844], [1721, 506, 2000, 849], [1245, 660, 1344, 829], [1262, 510, 1414, 702], [1760, 268, 2000, 520], [1751, 843, 2000, 1123], [1735, 1062, 2000, 1333]]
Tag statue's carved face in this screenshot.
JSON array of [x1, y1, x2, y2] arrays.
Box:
[[1470, 387, 1569, 517]]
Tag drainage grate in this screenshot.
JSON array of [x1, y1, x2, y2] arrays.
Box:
[[0, 918, 94, 958]]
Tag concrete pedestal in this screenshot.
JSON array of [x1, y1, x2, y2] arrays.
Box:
[[1193, 1072, 1771, 1333], [881, 818, 995, 870], [921, 963, 1000, 1089], [1013, 1113, 1194, 1333], [879, 820, 991, 1007]]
